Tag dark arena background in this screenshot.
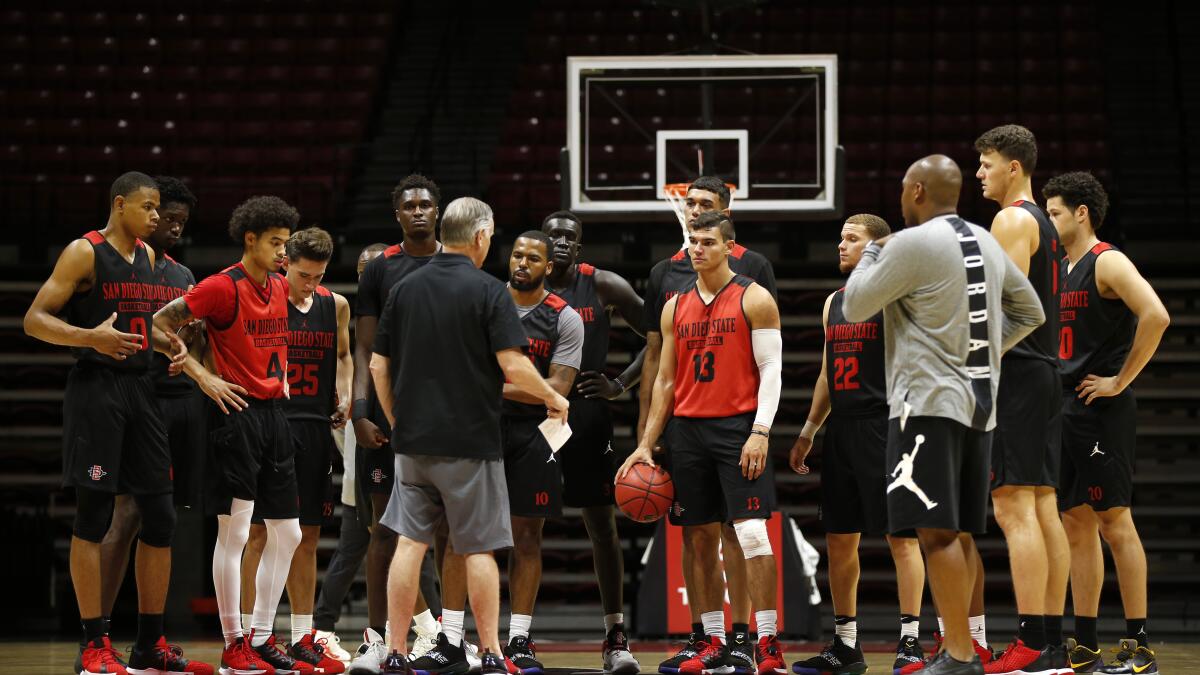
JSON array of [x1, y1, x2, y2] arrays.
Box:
[[3, 0, 1199, 673]]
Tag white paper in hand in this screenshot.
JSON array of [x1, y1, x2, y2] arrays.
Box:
[[538, 417, 572, 453]]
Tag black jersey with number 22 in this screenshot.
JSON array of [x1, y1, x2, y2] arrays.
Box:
[[825, 289, 887, 416]]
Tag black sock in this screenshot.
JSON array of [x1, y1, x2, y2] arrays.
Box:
[[1125, 618, 1147, 648], [1018, 614, 1046, 650], [136, 613, 164, 651], [732, 623, 749, 639], [1075, 616, 1099, 651], [102, 616, 112, 637], [691, 622, 704, 641], [82, 617, 107, 645], [1045, 615, 1063, 646]]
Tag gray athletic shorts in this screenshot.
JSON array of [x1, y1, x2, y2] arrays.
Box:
[[380, 453, 513, 554]]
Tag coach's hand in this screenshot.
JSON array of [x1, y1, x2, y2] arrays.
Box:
[[740, 431, 769, 480], [545, 391, 570, 421], [789, 435, 812, 475], [330, 392, 348, 429], [165, 329, 188, 376], [199, 372, 248, 415], [576, 371, 623, 400], [1077, 373, 1122, 405], [91, 312, 145, 360], [353, 417, 388, 448], [616, 445, 655, 481]]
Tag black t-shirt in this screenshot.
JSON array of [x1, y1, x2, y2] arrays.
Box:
[[373, 253, 528, 460], [642, 244, 777, 333]]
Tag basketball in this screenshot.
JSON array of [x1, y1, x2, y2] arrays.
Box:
[[615, 463, 675, 523]]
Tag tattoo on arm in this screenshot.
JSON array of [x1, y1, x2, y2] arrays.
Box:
[[155, 297, 194, 331]]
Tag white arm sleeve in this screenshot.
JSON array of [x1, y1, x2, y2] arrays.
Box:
[[752, 328, 783, 429]]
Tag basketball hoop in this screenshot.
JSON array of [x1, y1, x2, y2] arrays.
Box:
[[661, 182, 737, 246], [660, 182, 738, 199]]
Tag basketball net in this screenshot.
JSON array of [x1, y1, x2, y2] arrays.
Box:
[[662, 182, 737, 249]]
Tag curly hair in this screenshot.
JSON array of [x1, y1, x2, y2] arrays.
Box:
[[391, 174, 441, 210], [152, 175, 197, 212], [692, 210, 736, 242], [228, 195, 300, 244], [845, 213, 891, 240], [688, 175, 731, 209], [974, 124, 1038, 174], [285, 226, 334, 263], [1042, 172, 1109, 230]]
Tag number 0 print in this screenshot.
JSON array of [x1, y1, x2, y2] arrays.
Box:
[[1059, 326, 1074, 360], [129, 317, 149, 351], [535, 491, 550, 507]]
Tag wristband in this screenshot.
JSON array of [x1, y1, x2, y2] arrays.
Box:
[[799, 420, 820, 440], [750, 429, 769, 438], [351, 398, 370, 421], [612, 376, 627, 394]]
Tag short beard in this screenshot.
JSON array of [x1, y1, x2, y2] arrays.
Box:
[[510, 276, 542, 292], [838, 260, 855, 273]]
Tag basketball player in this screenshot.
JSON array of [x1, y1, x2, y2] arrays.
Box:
[[620, 211, 786, 675], [842, 155, 1044, 675], [24, 172, 204, 674], [540, 210, 644, 673], [153, 196, 306, 674], [349, 175, 445, 673], [1043, 173, 1169, 675], [315, 243, 389, 664], [787, 214, 928, 675], [238, 227, 351, 674], [501, 231, 583, 672], [98, 175, 204, 624], [970, 125, 1074, 675], [639, 177, 777, 674]]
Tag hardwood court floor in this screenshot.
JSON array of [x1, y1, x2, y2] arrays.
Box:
[[14, 639, 1200, 674]]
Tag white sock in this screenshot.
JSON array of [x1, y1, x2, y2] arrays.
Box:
[[604, 613, 624, 633], [755, 610, 777, 638], [250, 518, 302, 647], [835, 619, 857, 649], [443, 609, 465, 646], [701, 611, 726, 642], [509, 614, 532, 641], [937, 616, 945, 634], [214, 499, 254, 647], [970, 615, 987, 649], [901, 616, 919, 639], [241, 614, 253, 638], [414, 610, 438, 635], [292, 614, 313, 645]]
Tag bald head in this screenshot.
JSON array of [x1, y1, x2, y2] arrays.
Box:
[[900, 154, 962, 226]]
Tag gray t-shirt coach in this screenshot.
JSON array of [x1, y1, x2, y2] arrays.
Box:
[[843, 214, 1044, 431]]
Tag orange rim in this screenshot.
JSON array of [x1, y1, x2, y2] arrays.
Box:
[[662, 182, 737, 197]]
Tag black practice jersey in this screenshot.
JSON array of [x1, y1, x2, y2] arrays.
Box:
[[285, 286, 339, 421], [1005, 200, 1062, 365], [149, 252, 197, 396], [505, 292, 570, 418], [643, 244, 777, 334], [68, 231, 157, 372], [1059, 242, 1136, 387], [825, 289, 888, 417], [549, 263, 609, 376]]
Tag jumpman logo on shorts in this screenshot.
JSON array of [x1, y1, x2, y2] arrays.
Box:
[[1091, 442, 1105, 457], [887, 434, 938, 511], [546, 451, 557, 464]]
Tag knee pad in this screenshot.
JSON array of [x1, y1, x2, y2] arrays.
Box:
[[733, 519, 773, 559], [73, 489, 115, 543], [265, 518, 303, 554], [135, 492, 177, 548]]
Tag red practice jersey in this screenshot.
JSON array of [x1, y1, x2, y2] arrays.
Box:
[[185, 262, 289, 399], [671, 274, 759, 418]]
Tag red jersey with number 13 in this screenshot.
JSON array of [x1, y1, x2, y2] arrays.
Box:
[[184, 263, 289, 399], [672, 275, 758, 418]]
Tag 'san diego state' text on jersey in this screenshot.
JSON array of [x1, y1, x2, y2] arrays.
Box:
[[68, 231, 156, 372], [825, 289, 887, 416], [285, 286, 338, 421], [506, 292, 569, 418], [644, 243, 777, 334], [193, 264, 290, 400], [672, 275, 759, 418], [1058, 242, 1136, 388]]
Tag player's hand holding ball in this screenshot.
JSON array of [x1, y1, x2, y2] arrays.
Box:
[[740, 426, 770, 479], [91, 312, 145, 360], [616, 445, 655, 481]]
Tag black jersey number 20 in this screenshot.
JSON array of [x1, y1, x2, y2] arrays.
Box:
[[692, 351, 716, 383], [267, 352, 285, 382]]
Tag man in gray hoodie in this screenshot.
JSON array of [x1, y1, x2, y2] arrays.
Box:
[[843, 155, 1044, 675]]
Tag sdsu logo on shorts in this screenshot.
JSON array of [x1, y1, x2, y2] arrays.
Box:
[[87, 464, 108, 481], [371, 467, 387, 484]]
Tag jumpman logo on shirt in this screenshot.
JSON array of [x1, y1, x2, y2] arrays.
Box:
[[887, 434, 939, 510], [1091, 442, 1105, 457]]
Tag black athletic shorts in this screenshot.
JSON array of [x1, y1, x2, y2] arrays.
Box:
[[1059, 389, 1136, 512], [502, 416, 563, 518], [820, 413, 914, 537], [991, 357, 1062, 490], [206, 398, 298, 520], [62, 365, 171, 495], [253, 418, 336, 526], [666, 412, 776, 526], [558, 397, 616, 508], [157, 391, 206, 508], [885, 416, 991, 535]]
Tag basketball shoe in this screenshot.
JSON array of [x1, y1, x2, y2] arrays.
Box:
[[727, 631, 756, 675], [126, 637, 214, 675], [314, 631, 352, 663], [252, 632, 315, 674], [791, 636, 866, 675], [755, 635, 787, 675], [679, 636, 734, 675], [899, 634, 992, 674], [1096, 639, 1158, 675], [383, 651, 414, 675], [78, 636, 129, 675], [219, 635, 275, 675], [409, 633, 472, 675], [916, 651, 982, 675], [349, 628, 389, 675], [289, 631, 346, 674], [412, 624, 440, 661], [504, 635, 543, 674], [982, 639, 1061, 674], [602, 624, 640, 675], [893, 636, 925, 674], [1065, 639, 1103, 673], [660, 633, 708, 674]]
